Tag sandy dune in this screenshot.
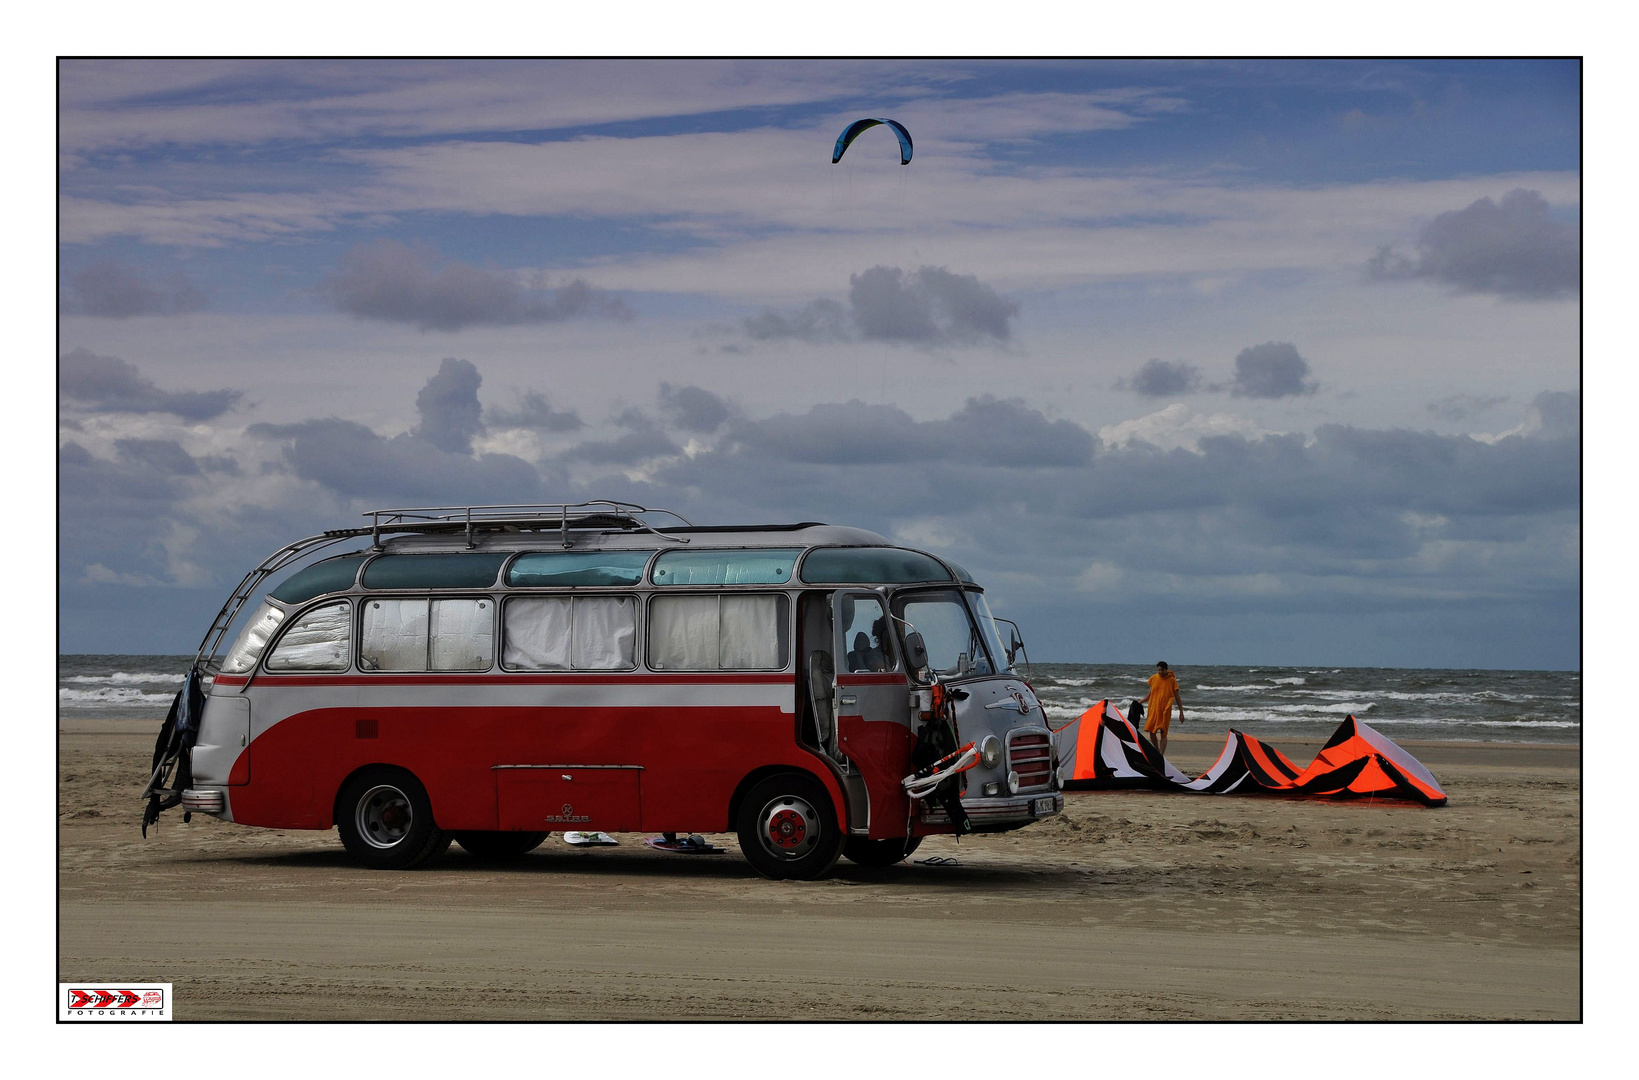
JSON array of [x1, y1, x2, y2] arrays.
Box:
[[60, 724, 1579, 1020]]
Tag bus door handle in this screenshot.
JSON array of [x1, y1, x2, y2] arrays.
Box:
[[839, 695, 857, 707]]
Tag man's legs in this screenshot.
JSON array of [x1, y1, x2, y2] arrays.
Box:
[[1154, 725, 1168, 758]]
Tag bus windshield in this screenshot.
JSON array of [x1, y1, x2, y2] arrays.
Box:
[[894, 590, 995, 677]]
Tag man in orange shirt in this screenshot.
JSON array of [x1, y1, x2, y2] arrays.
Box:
[[1144, 661, 1186, 757]]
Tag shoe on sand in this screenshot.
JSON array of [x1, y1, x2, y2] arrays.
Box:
[[644, 834, 725, 854], [564, 831, 619, 847]]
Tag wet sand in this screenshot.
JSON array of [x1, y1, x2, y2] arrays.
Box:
[[59, 722, 1580, 1020]]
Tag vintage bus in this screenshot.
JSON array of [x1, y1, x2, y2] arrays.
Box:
[[144, 503, 1062, 879]]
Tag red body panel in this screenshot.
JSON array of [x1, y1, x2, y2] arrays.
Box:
[[224, 680, 849, 834]]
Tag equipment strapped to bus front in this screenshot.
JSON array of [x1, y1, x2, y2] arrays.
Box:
[[905, 683, 973, 834]]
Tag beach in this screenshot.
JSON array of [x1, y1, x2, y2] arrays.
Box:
[[60, 722, 1580, 1021]]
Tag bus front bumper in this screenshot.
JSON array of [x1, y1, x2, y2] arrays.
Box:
[[919, 791, 1062, 831]]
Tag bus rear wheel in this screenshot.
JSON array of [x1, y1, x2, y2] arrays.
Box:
[[843, 835, 922, 868], [453, 831, 549, 860], [337, 768, 449, 870], [736, 772, 844, 881]]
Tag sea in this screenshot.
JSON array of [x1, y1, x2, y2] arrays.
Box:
[[60, 654, 1580, 746]]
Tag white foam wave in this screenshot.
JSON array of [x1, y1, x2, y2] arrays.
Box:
[[1044, 677, 1100, 687], [62, 671, 185, 686], [1369, 717, 1580, 729], [1271, 677, 1307, 685], [58, 687, 177, 706], [1195, 684, 1271, 692]]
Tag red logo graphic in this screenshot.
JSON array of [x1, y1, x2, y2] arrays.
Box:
[[69, 988, 163, 1010]]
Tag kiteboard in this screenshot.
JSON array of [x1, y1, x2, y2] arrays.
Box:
[[644, 834, 726, 854]]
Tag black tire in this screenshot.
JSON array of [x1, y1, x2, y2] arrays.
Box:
[[337, 767, 448, 870], [843, 834, 923, 868], [453, 830, 549, 860], [735, 772, 845, 881]]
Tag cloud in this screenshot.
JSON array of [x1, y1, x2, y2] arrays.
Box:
[[1099, 404, 1279, 453], [115, 438, 202, 476], [1229, 342, 1317, 399], [722, 395, 1093, 468], [1117, 359, 1202, 397], [318, 240, 631, 331], [414, 357, 484, 454], [745, 265, 1019, 347], [659, 383, 731, 433], [486, 391, 584, 433], [1368, 189, 1579, 299], [59, 348, 241, 420], [1428, 394, 1509, 422], [69, 261, 207, 317]]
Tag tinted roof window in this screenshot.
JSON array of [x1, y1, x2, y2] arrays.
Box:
[[507, 551, 653, 588], [362, 553, 509, 591], [270, 555, 368, 603], [799, 547, 953, 585], [651, 549, 800, 586]]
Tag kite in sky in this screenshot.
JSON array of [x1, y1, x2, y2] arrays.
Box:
[[832, 118, 913, 165]]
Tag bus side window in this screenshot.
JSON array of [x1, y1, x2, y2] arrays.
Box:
[[266, 601, 351, 671], [502, 596, 636, 671], [361, 598, 494, 672], [649, 594, 789, 671]]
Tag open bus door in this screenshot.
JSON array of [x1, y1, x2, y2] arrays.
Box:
[[830, 591, 915, 840]]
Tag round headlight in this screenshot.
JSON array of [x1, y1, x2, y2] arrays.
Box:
[[979, 735, 1002, 770], [1006, 770, 1021, 795]]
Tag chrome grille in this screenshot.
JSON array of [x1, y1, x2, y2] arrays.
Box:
[[1007, 731, 1053, 791]]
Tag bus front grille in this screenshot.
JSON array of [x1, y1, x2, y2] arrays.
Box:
[[1008, 732, 1053, 791]]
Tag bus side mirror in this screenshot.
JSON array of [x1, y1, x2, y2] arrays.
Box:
[[1007, 631, 1024, 666], [903, 631, 929, 673]]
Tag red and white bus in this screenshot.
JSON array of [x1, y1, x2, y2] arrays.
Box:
[[144, 503, 1062, 879]]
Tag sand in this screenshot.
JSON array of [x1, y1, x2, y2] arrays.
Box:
[[59, 722, 1580, 1020]]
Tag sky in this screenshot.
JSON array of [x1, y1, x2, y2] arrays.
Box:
[[56, 58, 1582, 668]]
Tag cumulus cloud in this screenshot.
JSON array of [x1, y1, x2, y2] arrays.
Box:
[[659, 383, 731, 433], [1428, 393, 1509, 422], [318, 240, 632, 331], [59, 348, 241, 420], [1116, 358, 1201, 397], [69, 261, 206, 317], [115, 438, 202, 476], [744, 265, 1019, 347], [413, 357, 484, 453], [486, 390, 584, 433], [1099, 403, 1279, 453], [1367, 189, 1579, 299], [1229, 342, 1317, 399]]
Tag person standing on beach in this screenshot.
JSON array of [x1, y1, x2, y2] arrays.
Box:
[[1144, 661, 1185, 756]]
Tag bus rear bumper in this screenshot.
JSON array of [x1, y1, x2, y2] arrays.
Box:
[[182, 788, 232, 820]]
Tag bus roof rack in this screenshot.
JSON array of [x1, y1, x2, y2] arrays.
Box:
[[361, 501, 696, 550]]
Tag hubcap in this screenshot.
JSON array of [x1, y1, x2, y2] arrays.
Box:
[[758, 795, 820, 860], [356, 784, 413, 849]]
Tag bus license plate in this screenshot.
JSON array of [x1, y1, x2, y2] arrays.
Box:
[[1032, 797, 1056, 816]]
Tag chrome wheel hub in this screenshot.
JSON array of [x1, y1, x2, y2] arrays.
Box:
[[758, 795, 820, 859], [356, 784, 413, 849]]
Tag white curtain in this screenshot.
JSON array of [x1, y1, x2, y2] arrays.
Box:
[[221, 601, 285, 673], [430, 598, 494, 671], [721, 595, 780, 669], [362, 598, 430, 671], [503, 597, 573, 670], [649, 595, 720, 669], [266, 602, 351, 671], [572, 596, 636, 670]]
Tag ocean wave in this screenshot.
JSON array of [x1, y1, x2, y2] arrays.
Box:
[[1271, 677, 1307, 685], [1195, 684, 1271, 692], [1043, 677, 1101, 687], [58, 687, 177, 706], [61, 672, 185, 686], [1368, 717, 1580, 729]]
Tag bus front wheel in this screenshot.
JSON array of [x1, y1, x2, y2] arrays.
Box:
[[453, 831, 549, 860], [337, 768, 450, 870], [736, 772, 844, 881], [843, 835, 922, 868]]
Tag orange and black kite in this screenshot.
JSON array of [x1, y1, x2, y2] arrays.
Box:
[[1056, 702, 1447, 806]]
